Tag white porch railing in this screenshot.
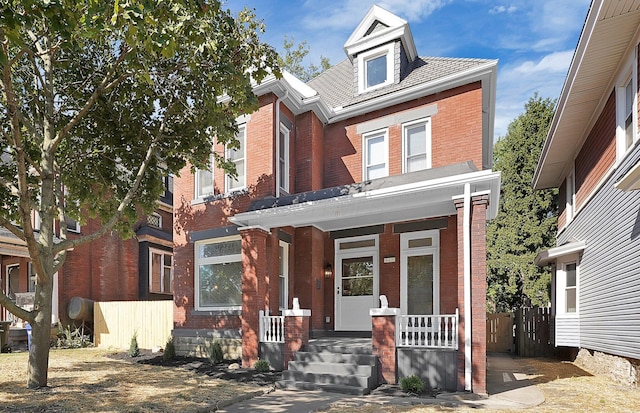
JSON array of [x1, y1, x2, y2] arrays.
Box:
[[396, 309, 459, 349], [259, 310, 285, 343]]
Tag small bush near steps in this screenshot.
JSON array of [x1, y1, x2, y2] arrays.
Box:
[[400, 374, 425, 395], [254, 359, 270, 372], [163, 337, 176, 361]]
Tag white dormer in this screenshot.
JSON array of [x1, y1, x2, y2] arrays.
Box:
[[344, 5, 418, 95]]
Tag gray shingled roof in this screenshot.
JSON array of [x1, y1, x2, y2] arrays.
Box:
[[307, 56, 493, 109]]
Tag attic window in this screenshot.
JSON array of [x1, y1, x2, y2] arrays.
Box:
[[358, 43, 394, 93]]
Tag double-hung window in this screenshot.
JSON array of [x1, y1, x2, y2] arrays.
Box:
[[279, 123, 290, 193], [565, 168, 575, 224], [403, 118, 431, 173], [195, 154, 214, 199], [279, 241, 289, 311], [564, 263, 577, 313], [226, 125, 246, 192], [363, 129, 388, 180], [195, 237, 242, 310], [616, 54, 637, 161], [149, 249, 173, 294], [358, 43, 394, 93]]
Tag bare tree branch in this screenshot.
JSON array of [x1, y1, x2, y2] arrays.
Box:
[[0, 292, 35, 324], [0, 215, 26, 241]]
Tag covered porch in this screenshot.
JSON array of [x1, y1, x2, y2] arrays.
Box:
[[232, 162, 500, 394]]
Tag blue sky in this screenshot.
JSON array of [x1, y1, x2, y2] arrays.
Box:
[[229, 0, 591, 139]]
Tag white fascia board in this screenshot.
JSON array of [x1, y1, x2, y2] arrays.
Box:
[[345, 25, 417, 62], [329, 61, 498, 125], [534, 240, 586, 266], [533, 0, 602, 190], [344, 5, 409, 51], [230, 169, 501, 230]]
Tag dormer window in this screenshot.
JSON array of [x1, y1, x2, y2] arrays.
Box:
[[358, 43, 394, 93]]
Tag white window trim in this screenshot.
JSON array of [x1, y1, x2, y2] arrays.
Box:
[[279, 240, 289, 312], [565, 168, 575, 225], [279, 123, 290, 193], [615, 50, 637, 163], [400, 230, 440, 315], [363, 128, 389, 180], [226, 124, 247, 193], [194, 236, 242, 311], [556, 254, 579, 317], [194, 154, 214, 200], [358, 43, 395, 94], [402, 117, 432, 173], [149, 248, 173, 294]]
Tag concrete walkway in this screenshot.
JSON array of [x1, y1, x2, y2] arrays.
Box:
[[218, 353, 545, 412]]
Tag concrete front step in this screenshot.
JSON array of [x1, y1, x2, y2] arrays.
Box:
[[288, 360, 374, 376], [293, 351, 377, 365], [278, 379, 371, 395], [279, 337, 379, 396]]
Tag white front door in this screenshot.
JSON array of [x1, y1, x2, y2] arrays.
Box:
[[335, 236, 379, 331]]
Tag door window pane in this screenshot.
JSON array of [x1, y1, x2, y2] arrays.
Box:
[[341, 257, 374, 296], [407, 254, 434, 314]]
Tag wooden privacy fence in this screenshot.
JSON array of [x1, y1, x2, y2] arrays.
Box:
[[94, 301, 173, 350], [515, 307, 553, 357], [486, 312, 514, 353]]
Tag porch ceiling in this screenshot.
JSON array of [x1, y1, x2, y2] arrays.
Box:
[[230, 169, 500, 232]]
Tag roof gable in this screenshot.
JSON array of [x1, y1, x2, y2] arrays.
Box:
[[343, 5, 417, 62]]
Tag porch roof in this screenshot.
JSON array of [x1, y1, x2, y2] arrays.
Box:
[[230, 162, 501, 232], [0, 228, 29, 258]]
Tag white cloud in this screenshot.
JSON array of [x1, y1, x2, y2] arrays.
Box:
[[489, 5, 517, 15], [513, 50, 574, 75]]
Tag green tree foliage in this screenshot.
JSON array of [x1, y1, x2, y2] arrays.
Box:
[[277, 35, 331, 82], [0, 0, 278, 388], [487, 95, 558, 312]]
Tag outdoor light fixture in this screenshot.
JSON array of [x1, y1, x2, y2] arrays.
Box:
[[324, 263, 333, 279]]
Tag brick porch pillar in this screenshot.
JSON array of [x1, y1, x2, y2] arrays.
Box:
[[454, 193, 489, 394], [370, 307, 400, 384], [240, 227, 269, 368], [283, 308, 311, 369]]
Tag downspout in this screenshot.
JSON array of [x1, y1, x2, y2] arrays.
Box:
[[463, 183, 472, 391], [275, 91, 289, 198]]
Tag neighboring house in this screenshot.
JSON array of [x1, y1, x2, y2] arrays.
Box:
[[172, 6, 500, 394], [0, 175, 174, 329], [534, 0, 640, 382]]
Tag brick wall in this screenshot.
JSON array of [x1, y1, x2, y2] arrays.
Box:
[[323, 82, 484, 188]]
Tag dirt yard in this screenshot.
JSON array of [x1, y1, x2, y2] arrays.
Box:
[[2, 349, 640, 412], [0, 348, 278, 412]]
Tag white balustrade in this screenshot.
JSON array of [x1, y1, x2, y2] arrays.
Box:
[[396, 309, 459, 349], [259, 310, 285, 343]]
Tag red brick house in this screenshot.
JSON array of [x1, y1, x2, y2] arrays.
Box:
[[0, 176, 174, 329], [172, 6, 499, 394]]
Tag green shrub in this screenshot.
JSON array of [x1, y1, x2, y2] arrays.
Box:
[[208, 340, 224, 364], [254, 359, 270, 372], [163, 337, 176, 361], [128, 332, 140, 357], [400, 374, 425, 394]]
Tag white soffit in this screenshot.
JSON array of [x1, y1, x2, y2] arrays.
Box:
[[534, 240, 586, 266], [534, 0, 640, 190]]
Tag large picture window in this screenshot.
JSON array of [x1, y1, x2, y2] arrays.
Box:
[[195, 237, 242, 310], [149, 249, 173, 294]]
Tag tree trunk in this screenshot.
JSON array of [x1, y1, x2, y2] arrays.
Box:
[[26, 266, 54, 388]]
